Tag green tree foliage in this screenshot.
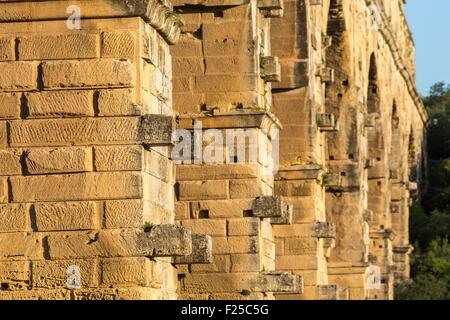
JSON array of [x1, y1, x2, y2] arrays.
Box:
[[395, 83, 450, 300]]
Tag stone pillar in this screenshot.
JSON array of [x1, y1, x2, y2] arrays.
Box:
[[171, 0, 302, 299], [0, 0, 211, 300], [269, 0, 341, 300]]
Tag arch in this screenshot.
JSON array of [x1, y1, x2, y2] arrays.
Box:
[[367, 53, 380, 114], [390, 100, 402, 179]]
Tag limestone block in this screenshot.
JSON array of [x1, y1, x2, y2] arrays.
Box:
[[32, 259, 98, 288], [0, 289, 70, 300], [94, 145, 143, 172], [0, 204, 28, 232], [19, 34, 99, 60], [9, 172, 143, 202], [173, 234, 213, 264], [227, 218, 260, 236], [317, 113, 337, 131], [144, 149, 173, 183], [314, 222, 336, 238], [188, 199, 253, 219], [261, 56, 281, 82], [101, 31, 136, 59], [41, 59, 134, 89], [0, 149, 22, 175], [0, 232, 42, 260], [230, 254, 261, 272], [10, 116, 173, 147], [33, 201, 99, 231], [214, 236, 259, 254], [103, 199, 144, 229], [257, 0, 284, 10], [252, 196, 292, 224], [318, 285, 338, 300], [46, 225, 192, 259], [190, 255, 230, 273], [25, 91, 94, 118], [0, 177, 7, 203], [255, 272, 303, 293], [317, 67, 334, 84], [100, 257, 151, 286], [178, 180, 229, 201], [0, 61, 37, 91], [176, 164, 259, 181], [0, 261, 29, 283], [0, 37, 14, 61], [181, 219, 226, 237], [229, 179, 267, 199], [0, 121, 7, 149], [284, 237, 319, 255], [24, 147, 93, 174], [0, 93, 20, 119], [97, 88, 140, 116]]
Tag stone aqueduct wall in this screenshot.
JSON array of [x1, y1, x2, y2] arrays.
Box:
[[0, 0, 427, 300]]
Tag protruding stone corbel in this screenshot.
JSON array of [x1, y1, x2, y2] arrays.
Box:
[[138, 224, 192, 257], [317, 113, 338, 132], [261, 56, 281, 82], [252, 196, 293, 225], [173, 234, 213, 264], [317, 67, 335, 84], [261, 8, 284, 18], [324, 172, 343, 191], [365, 159, 375, 169], [393, 245, 413, 255], [408, 182, 418, 192], [318, 285, 338, 300], [254, 272, 303, 294], [314, 222, 336, 239], [257, 0, 284, 11], [140, 115, 175, 146], [363, 209, 374, 222], [390, 202, 401, 213]]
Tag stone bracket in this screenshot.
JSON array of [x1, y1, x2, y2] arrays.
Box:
[[253, 272, 303, 294], [317, 113, 338, 132], [140, 115, 175, 146], [173, 234, 213, 264], [257, 0, 284, 11], [314, 222, 336, 239], [261, 56, 281, 82], [138, 224, 192, 257], [252, 196, 293, 225], [317, 67, 335, 84]]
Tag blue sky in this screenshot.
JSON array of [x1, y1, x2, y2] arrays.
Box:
[[405, 0, 450, 95]]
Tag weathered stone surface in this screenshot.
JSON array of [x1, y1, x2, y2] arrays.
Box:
[[173, 234, 213, 264], [32, 259, 98, 288], [0, 149, 22, 175], [26, 91, 94, 118], [24, 147, 93, 174], [9, 172, 143, 202], [33, 201, 99, 231], [0, 204, 28, 232], [10, 116, 173, 147], [0, 61, 37, 90], [0, 232, 42, 259], [20, 34, 99, 60], [46, 225, 192, 259], [41, 59, 134, 89], [103, 199, 143, 229], [0, 93, 20, 119]]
